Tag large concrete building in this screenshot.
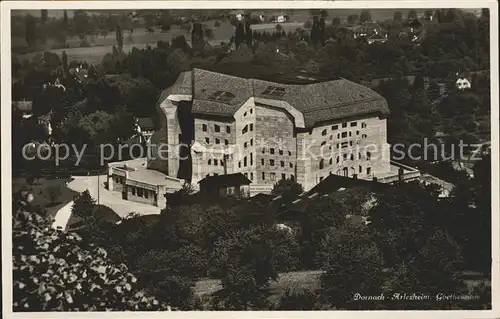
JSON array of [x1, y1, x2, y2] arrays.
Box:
[[149, 68, 410, 195]]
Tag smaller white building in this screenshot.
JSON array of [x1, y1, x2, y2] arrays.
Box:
[[456, 75, 472, 90]]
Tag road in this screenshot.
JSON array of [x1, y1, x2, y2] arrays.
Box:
[[66, 175, 162, 218]]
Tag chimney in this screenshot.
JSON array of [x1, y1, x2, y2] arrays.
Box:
[[398, 167, 404, 183]]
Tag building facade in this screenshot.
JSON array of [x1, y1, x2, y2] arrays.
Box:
[[151, 69, 393, 195]]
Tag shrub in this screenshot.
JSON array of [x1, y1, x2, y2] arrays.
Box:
[[13, 195, 171, 311]]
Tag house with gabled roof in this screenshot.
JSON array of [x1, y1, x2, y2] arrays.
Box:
[[153, 68, 399, 195]]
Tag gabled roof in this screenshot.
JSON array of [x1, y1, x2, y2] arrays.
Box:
[[368, 33, 387, 40], [160, 68, 389, 128], [13, 100, 33, 112], [136, 117, 155, 131], [198, 173, 252, 188]]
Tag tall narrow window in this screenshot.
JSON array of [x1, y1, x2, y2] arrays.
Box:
[[238, 161, 241, 168], [289, 162, 293, 168], [367, 167, 371, 175], [208, 159, 212, 165], [270, 172, 276, 181], [322, 129, 327, 136], [280, 161, 285, 167], [362, 123, 367, 128], [329, 158, 333, 165], [250, 124, 254, 131], [262, 172, 265, 180], [214, 125, 220, 132], [319, 159, 324, 169], [359, 165, 362, 173], [270, 159, 275, 166], [244, 156, 247, 167], [282, 173, 286, 180], [225, 139, 229, 145], [202, 124, 207, 132], [261, 159, 265, 165], [350, 154, 354, 160], [205, 137, 210, 144], [270, 148, 275, 155], [279, 149, 283, 155], [226, 126, 231, 133], [250, 139, 253, 146], [215, 138, 220, 144], [367, 151, 371, 160], [342, 123, 347, 128], [250, 172, 254, 180], [214, 159, 218, 166], [250, 153, 253, 165]]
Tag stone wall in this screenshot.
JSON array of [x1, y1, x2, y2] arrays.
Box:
[[254, 104, 297, 192]]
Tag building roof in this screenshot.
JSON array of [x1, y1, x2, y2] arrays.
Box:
[[160, 69, 389, 128], [136, 117, 155, 131], [198, 173, 252, 188], [306, 173, 391, 196]]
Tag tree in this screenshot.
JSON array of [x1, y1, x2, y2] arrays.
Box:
[[63, 10, 69, 28], [359, 10, 372, 23], [210, 226, 278, 310], [13, 196, 170, 311], [408, 10, 418, 20], [234, 21, 245, 49], [318, 225, 385, 309], [368, 182, 445, 267], [270, 178, 303, 201], [116, 24, 124, 52], [72, 190, 96, 218], [386, 231, 466, 309], [347, 14, 358, 25], [62, 51, 69, 76], [41, 10, 48, 24], [25, 14, 37, 48], [393, 11, 403, 22], [47, 185, 62, 205]]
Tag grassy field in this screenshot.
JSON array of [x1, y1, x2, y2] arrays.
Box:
[[13, 177, 79, 218], [13, 9, 414, 65]]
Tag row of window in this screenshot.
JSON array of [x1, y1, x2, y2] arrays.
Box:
[[320, 138, 367, 149], [207, 159, 225, 166], [131, 186, 150, 199], [319, 152, 372, 169], [202, 124, 231, 133], [329, 121, 367, 131], [261, 172, 294, 181], [242, 123, 254, 134], [262, 148, 292, 156], [260, 158, 294, 168], [205, 137, 229, 145], [322, 129, 368, 139], [238, 153, 254, 167], [243, 108, 254, 117]]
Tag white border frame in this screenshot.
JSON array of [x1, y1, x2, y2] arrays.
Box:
[[1, 1, 499, 319]]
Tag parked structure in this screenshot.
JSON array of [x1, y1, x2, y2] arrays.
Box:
[[153, 68, 418, 195], [107, 159, 184, 207]]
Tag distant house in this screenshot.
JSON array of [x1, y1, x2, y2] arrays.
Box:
[[456, 73, 472, 90], [69, 65, 89, 84], [135, 117, 155, 142], [198, 173, 252, 198], [351, 22, 387, 40], [13, 100, 33, 119]]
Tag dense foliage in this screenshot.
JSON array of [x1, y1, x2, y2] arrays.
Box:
[[12, 196, 171, 311]]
